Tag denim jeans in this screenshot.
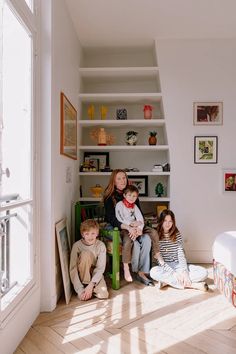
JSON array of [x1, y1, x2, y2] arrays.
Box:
[[131, 234, 152, 273], [150, 262, 208, 289]]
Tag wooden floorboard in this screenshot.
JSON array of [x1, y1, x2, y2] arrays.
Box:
[[16, 266, 236, 354]]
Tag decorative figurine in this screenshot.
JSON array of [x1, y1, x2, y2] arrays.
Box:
[[90, 127, 115, 145], [125, 131, 138, 145], [148, 131, 157, 145], [88, 104, 95, 120], [143, 105, 153, 119], [116, 108, 127, 120], [90, 184, 103, 198], [155, 182, 164, 197], [100, 105, 108, 120], [162, 163, 170, 172]]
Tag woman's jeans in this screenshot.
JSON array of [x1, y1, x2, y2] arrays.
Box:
[[150, 262, 208, 289], [131, 234, 151, 273]]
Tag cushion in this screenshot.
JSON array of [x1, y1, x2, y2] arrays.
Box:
[[213, 231, 236, 275]]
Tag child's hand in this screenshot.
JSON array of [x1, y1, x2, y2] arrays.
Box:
[[79, 282, 94, 301], [128, 226, 138, 240]]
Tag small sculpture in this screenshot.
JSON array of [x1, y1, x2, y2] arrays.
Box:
[[143, 105, 153, 119], [90, 184, 103, 197], [125, 131, 138, 145], [155, 183, 164, 197], [90, 128, 115, 145], [148, 131, 157, 145], [116, 108, 127, 120], [100, 105, 108, 120], [88, 104, 95, 120]]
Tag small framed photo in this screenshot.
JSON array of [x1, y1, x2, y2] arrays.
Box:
[[84, 157, 100, 171], [60, 92, 77, 160], [128, 175, 148, 196], [193, 102, 223, 125], [194, 136, 218, 164], [55, 218, 72, 304], [223, 169, 236, 192], [84, 152, 109, 171]]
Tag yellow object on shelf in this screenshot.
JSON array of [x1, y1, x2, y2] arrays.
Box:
[[88, 104, 95, 120], [90, 184, 103, 197], [100, 105, 108, 120]]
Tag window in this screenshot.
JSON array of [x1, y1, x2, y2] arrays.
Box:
[[0, 0, 39, 318]]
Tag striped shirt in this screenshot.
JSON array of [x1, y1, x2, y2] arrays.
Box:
[[158, 232, 188, 275]]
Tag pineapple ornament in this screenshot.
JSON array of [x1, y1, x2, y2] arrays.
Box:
[[148, 131, 157, 145]]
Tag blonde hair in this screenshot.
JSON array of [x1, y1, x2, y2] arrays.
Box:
[[80, 219, 99, 235], [103, 169, 128, 202]]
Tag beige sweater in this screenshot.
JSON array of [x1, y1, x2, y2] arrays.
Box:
[[69, 239, 106, 294]]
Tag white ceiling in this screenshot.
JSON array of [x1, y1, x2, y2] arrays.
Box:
[[65, 0, 236, 47]]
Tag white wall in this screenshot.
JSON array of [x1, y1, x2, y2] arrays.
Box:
[[40, 0, 80, 311], [157, 39, 236, 262]]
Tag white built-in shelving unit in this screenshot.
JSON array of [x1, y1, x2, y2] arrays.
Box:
[[77, 45, 170, 214]]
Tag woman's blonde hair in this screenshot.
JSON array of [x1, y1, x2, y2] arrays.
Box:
[[103, 169, 128, 202]]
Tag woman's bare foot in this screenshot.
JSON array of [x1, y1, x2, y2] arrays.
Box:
[[188, 282, 209, 291], [123, 263, 133, 282]]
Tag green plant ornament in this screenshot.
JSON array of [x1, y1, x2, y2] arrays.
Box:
[[155, 183, 164, 197]]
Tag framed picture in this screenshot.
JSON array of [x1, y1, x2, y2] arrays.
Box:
[[193, 102, 223, 125], [60, 92, 77, 160], [84, 152, 109, 171], [194, 136, 218, 164], [84, 157, 100, 171], [128, 175, 148, 196], [55, 218, 72, 304], [223, 169, 236, 192]]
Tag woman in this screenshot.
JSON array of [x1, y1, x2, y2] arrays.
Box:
[[103, 169, 159, 286], [150, 209, 208, 291]]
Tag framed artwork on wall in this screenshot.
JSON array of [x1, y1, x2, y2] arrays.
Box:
[[60, 92, 77, 160], [194, 136, 218, 164], [128, 175, 148, 196], [84, 152, 109, 171], [222, 169, 236, 192], [55, 218, 72, 305], [193, 102, 223, 125]]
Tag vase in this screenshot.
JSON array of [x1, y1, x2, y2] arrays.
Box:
[[143, 105, 153, 119], [149, 136, 157, 145], [126, 131, 138, 145]]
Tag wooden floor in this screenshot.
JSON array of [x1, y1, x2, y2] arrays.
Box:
[[15, 266, 236, 354]]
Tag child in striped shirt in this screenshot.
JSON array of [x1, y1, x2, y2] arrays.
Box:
[[150, 209, 208, 291]]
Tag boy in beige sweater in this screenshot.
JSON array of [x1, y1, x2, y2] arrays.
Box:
[[70, 219, 108, 301]]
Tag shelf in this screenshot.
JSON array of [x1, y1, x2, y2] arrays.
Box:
[[78, 145, 168, 151], [78, 93, 162, 103], [78, 197, 170, 202], [78, 171, 170, 176], [78, 119, 165, 127], [79, 67, 159, 78]]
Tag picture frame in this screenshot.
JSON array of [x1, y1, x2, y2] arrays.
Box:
[[84, 152, 109, 171], [193, 102, 223, 125], [222, 169, 236, 192], [194, 136, 218, 164], [55, 218, 72, 304], [84, 157, 100, 171], [128, 175, 148, 196], [60, 92, 77, 160]]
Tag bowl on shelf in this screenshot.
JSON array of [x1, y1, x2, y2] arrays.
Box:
[[90, 184, 103, 197]]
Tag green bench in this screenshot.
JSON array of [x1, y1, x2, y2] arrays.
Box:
[[75, 202, 121, 290]]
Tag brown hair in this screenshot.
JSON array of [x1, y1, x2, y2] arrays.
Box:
[[103, 169, 128, 203], [157, 209, 179, 242], [123, 185, 139, 196], [80, 219, 99, 235]]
